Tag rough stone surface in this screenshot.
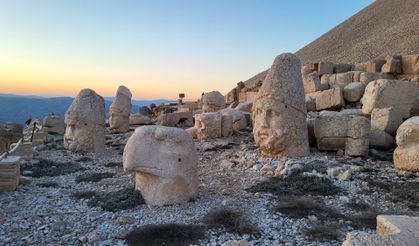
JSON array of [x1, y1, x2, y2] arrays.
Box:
[[382, 55, 402, 74], [369, 127, 396, 150], [366, 59, 386, 73], [123, 126, 198, 205], [64, 89, 106, 153], [109, 86, 132, 133], [315, 87, 345, 110], [343, 82, 365, 102], [157, 110, 193, 127], [0, 156, 20, 193], [42, 114, 66, 135], [129, 114, 152, 125], [361, 79, 417, 118], [371, 107, 403, 136], [302, 72, 321, 94], [252, 53, 309, 157], [202, 91, 226, 112], [0, 123, 23, 154], [359, 72, 394, 84], [195, 112, 222, 140], [317, 61, 334, 75], [393, 116, 419, 171], [401, 55, 419, 75], [221, 108, 247, 132]]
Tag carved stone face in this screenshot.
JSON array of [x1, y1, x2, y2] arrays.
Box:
[[253, 98, 289, 155], [64, 122, 93, 152], [109, 109, 129, 132]]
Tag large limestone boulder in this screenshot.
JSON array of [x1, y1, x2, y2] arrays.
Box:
[[317, 61, 333, 76], [252, 53, 309, 157], [315, 87, 345, 110], [361, 79, 417, 118], [109, 86, 132, 133], [0, 156, 21, 193], [382, 55, 402, 74], [64, 89, 106, 153], [157, 110, 193, 127], [393, 116, 419, 171], [343, 82, 365, 102], [235, 102, 253, 113], [194, 112, 222, 139], [123, 126, 198, 205], [202, 91, 226, 112], [366, 59, 386, 73], [302, 72, 321, 94], [401, 55, 419, 75], [42, 114, 65, 135], [221, 108, 247, 132], [129, 114, 152, 125], [359, 72, 394, 84], [314, 111, 370, 156], [371, 107, 402, 136]]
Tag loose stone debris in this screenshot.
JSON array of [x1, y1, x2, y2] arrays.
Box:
[[1, 51, 419, 246]]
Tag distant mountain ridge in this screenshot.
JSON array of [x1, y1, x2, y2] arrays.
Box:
[[0, 94, 173, 124]]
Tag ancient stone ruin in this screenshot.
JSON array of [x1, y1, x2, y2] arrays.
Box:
[[123, 126, 198, 205], [64, 88, 106, 153], [252, 53, 309, 157], [109, 85, 132, 133]]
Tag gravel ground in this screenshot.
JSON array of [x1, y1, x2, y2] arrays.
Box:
[[0, 130, 418, 246]]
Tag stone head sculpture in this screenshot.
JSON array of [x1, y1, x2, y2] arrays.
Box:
[[252, 53, 309, 157], [64, 88, 106, 153], [201, 91, 226, 112], [109, 85, 132, 133], [123, 126, 198, 205]]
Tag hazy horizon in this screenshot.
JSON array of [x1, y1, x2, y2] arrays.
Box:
[[0, 0, 373, 100]]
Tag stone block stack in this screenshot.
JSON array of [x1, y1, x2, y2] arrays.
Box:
[[0, 156, 21, 193]]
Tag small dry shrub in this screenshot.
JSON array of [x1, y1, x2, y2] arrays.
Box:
[[21, 159, 84, 177], [304, 224, 342, 242], [75, 172, 115, 183], [248, 174, 341, 196], [347, 210, 378, 229], [75, 156, 93, 163], [87, 188, 144, 212], [275, 196, 342, 220], [125, 223, 205, 246], [37, 181, 59, 188], [346, 199, 370, 211], [72, 191, 97, 200], [105, 161, 123, 168], [203, 207, 260, 236]]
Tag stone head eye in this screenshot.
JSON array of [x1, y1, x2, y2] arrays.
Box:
[[84, 123, 88, 126], [178, 158, 182, 162]]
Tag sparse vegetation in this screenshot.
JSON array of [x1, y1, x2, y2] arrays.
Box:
[[248, 174, 341, 196], [37, 181, 59, 188], [75, 172, 115, 183], [304, 224, 342, 242], [87, 188, 144, 212], [75, 156, 93, 163], [72, 191, 97, 200], [105, 161, 123, 168], [125, 224, 205, 246], [346, 199, 371, 211], [346, 211, 378, 229], [275, 196, 342, 220], [21, 159, 84, 177], [203, 207, 260, 236]]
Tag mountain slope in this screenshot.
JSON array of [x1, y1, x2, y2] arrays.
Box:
[[295, 0, 419, 64]]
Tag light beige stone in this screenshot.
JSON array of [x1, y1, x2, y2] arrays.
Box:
[[221, 108, 247, 132], [334, 63, 353, 73], [235, 102, 253, 113], [343, 82, 365, 102], [129, 114, 152, 125], [202, 91, 226, 112], [343, 215, 419, 246], [353, 62, 367, 72], [0, 156, 20, 193], [42, 114, 65, 135], [393, 116, 419, 171], [371, 107, 402, 136], [382, 55, 402, 74], [314, 111, 369, 156], [361, 79, 417, 118], [401, 55, 419, 75], [123, 126, 198, 205], [366, 59, 386, 73], [109, 86, 132, 133], [359, 72, 394, 84], [302, 72, 322, 94], [0, 123, 23, 154], [315, 87, 345, 110], [305, 95, 316, 112], [64, 89, 106, 153], [157, 110, 193, 127], [252, 53, 309, 157], [195, 112, 222, 139]]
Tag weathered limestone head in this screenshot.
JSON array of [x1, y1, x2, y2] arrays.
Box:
[[64, 89, 106, 153], [202, 91, 226, 112], [252, 53, 309, 157], [109, 85, 132, 133], [123, 126, 198, 205]]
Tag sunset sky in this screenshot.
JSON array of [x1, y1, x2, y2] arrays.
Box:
[[0, 0, 373, 100]]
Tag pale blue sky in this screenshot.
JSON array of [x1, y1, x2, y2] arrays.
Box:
[[0, 0, 374, 99]]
